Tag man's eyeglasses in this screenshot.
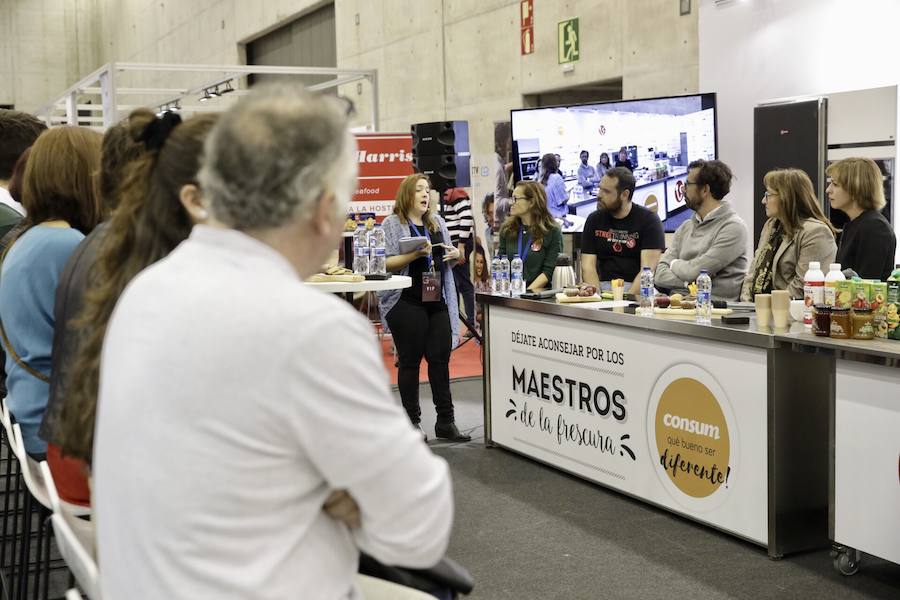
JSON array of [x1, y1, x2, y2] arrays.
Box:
[[684, 181, 698, 187]]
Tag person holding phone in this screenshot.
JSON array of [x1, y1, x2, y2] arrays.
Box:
[[378, 174, 470, 442], [497, 181, 563, 292]]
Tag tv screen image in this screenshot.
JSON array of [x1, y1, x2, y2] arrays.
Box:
[[510, 93, 717, 232]]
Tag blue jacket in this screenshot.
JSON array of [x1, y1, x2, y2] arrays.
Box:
[[377, 214, 460, 347]]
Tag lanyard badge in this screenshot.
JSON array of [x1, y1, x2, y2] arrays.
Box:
[[411, 222, 441, 302], [517, 227, 533, 262]]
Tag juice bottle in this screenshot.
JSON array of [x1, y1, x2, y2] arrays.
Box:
[[888, 265, 900, 340], [823, 263, 844, 306]]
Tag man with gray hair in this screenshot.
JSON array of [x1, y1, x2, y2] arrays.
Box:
[[93, 86, 453, 599]]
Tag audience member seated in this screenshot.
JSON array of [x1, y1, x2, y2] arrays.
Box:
[[741, 169, 837, 301], [92, 85, 453, 599], [0, 126, 103, 459], [48, 110, 212, 504], [655, 160, 748, 301], [826, 157, 897, 280]]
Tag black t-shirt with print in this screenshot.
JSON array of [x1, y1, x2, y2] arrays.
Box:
[[581, 203, 665, 283]]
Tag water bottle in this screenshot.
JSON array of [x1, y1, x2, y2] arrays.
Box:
[[352, 224, 369, 275], [367, 225, 386, 275], [696, 269, 712, 325], [510, 254, 525, 297], [803, 261, 825, 326], [491, 254, 502, 294], [499, 255, 510, 295], [639, 266, 654, 316]]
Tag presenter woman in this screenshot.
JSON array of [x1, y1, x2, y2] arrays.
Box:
[[378, 174, 470, 442], [498, 181, 563, 292]]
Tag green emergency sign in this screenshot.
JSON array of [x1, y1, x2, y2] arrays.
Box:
[[558, 18, 579, 64]]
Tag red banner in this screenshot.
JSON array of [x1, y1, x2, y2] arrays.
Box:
[[352, 133, 414, 217]]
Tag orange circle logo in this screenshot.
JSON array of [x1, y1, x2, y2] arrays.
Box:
[[654, 378, 730, 498]]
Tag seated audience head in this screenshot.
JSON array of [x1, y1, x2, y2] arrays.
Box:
[[502, 180, 555, 241], [0, 109, 46, 185], [20, 126, 103, 235], [98, 108, 156, 210], [60, 110, 220, 464], [7, 147, 31, 205], [598, 167, 636, 214], [198, 85, 356, 276], [825, 157, 886, 216], [763, 168, 836, 237]]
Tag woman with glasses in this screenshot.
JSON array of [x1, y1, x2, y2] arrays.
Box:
[[498, 181, 563, 292], [740, 168, 837, 301]]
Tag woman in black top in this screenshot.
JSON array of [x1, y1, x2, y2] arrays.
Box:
[[826, 157, 896, 280]]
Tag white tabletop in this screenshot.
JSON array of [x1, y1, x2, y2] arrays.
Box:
[[306, 275, 412, 293]]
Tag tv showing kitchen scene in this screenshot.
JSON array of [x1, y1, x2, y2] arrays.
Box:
[[510, 93, 718, 232]]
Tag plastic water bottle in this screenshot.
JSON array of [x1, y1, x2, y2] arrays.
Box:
[[499, 255, 510, 295], [491, 254, 502, 293], [823, 262, 844, 307], [510, 254, 525, 297], [639, 266, 654, 316], [367, 225, 386, 275], [696, 269, 712, 325], [352, 224, 369, 275]]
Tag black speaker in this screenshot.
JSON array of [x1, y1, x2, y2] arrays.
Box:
[[413, 153, 471, 191], [411, 121, 469, 156]]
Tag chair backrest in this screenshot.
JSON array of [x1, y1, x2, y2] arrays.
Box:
[[12, 423, 51, 509], [1, 398, 16, 458], [40, 462, 102, 600]]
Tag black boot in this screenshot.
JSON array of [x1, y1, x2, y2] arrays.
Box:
[[435, 422, 471, 442]]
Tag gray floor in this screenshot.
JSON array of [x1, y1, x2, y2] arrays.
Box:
[[409, 378, 900, 600]]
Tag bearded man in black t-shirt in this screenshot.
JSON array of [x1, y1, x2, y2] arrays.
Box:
[[580, 167, 665, 295]]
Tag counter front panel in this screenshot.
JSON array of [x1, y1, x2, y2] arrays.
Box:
[[488, 305, 768, 544]]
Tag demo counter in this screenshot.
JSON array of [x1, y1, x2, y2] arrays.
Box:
[[480, 294, 900, 562]]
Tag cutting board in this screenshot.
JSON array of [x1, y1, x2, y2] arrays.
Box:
[[556, 293, 605, 303], [307, 273, 365, 283], [653, 307, 733, 319]]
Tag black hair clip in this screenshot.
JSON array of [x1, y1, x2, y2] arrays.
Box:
[[140, 111, 183, 151]]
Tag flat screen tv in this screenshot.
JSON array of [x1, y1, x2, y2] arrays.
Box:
[[510, 93, 718, 233]]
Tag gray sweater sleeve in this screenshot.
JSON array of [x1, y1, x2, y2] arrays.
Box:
[[670, 219, 748, 282], [653, 229, 686, 291]]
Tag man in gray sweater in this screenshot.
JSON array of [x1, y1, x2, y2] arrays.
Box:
[[655, 159, 748, 301]]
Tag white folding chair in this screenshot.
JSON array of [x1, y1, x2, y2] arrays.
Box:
[[40, 462, 100, 600]]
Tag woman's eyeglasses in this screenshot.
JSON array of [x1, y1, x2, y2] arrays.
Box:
[[512, 196, 530, 203], [763, 191, 779, 200]]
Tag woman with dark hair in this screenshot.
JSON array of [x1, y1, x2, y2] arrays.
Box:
[[0, 126, 103, 459], [378, 173, 470, 442], [498, 181, 563, 291], [596, 152, 611, 180], [741, 168, 837, 301], [56, 112, 218, 469], [539, 153, 569, 218]]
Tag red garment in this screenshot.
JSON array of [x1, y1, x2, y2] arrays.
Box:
[[47, 443, 91, 507]]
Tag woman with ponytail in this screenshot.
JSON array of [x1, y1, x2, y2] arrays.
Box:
[[51, 111, 218, 498]]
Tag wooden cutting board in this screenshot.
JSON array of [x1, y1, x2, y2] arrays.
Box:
[[307, 273, 365, 283], [653, 307, 733, 319], [556, 293, 605, 303]]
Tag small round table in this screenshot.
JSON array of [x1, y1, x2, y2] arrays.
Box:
[[306, 275, 412, 294]]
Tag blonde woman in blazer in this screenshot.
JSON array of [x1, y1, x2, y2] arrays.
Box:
[[741, 169, 837, 301]]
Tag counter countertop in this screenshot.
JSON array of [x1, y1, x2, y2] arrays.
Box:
[[480, 293, 900, 366]]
